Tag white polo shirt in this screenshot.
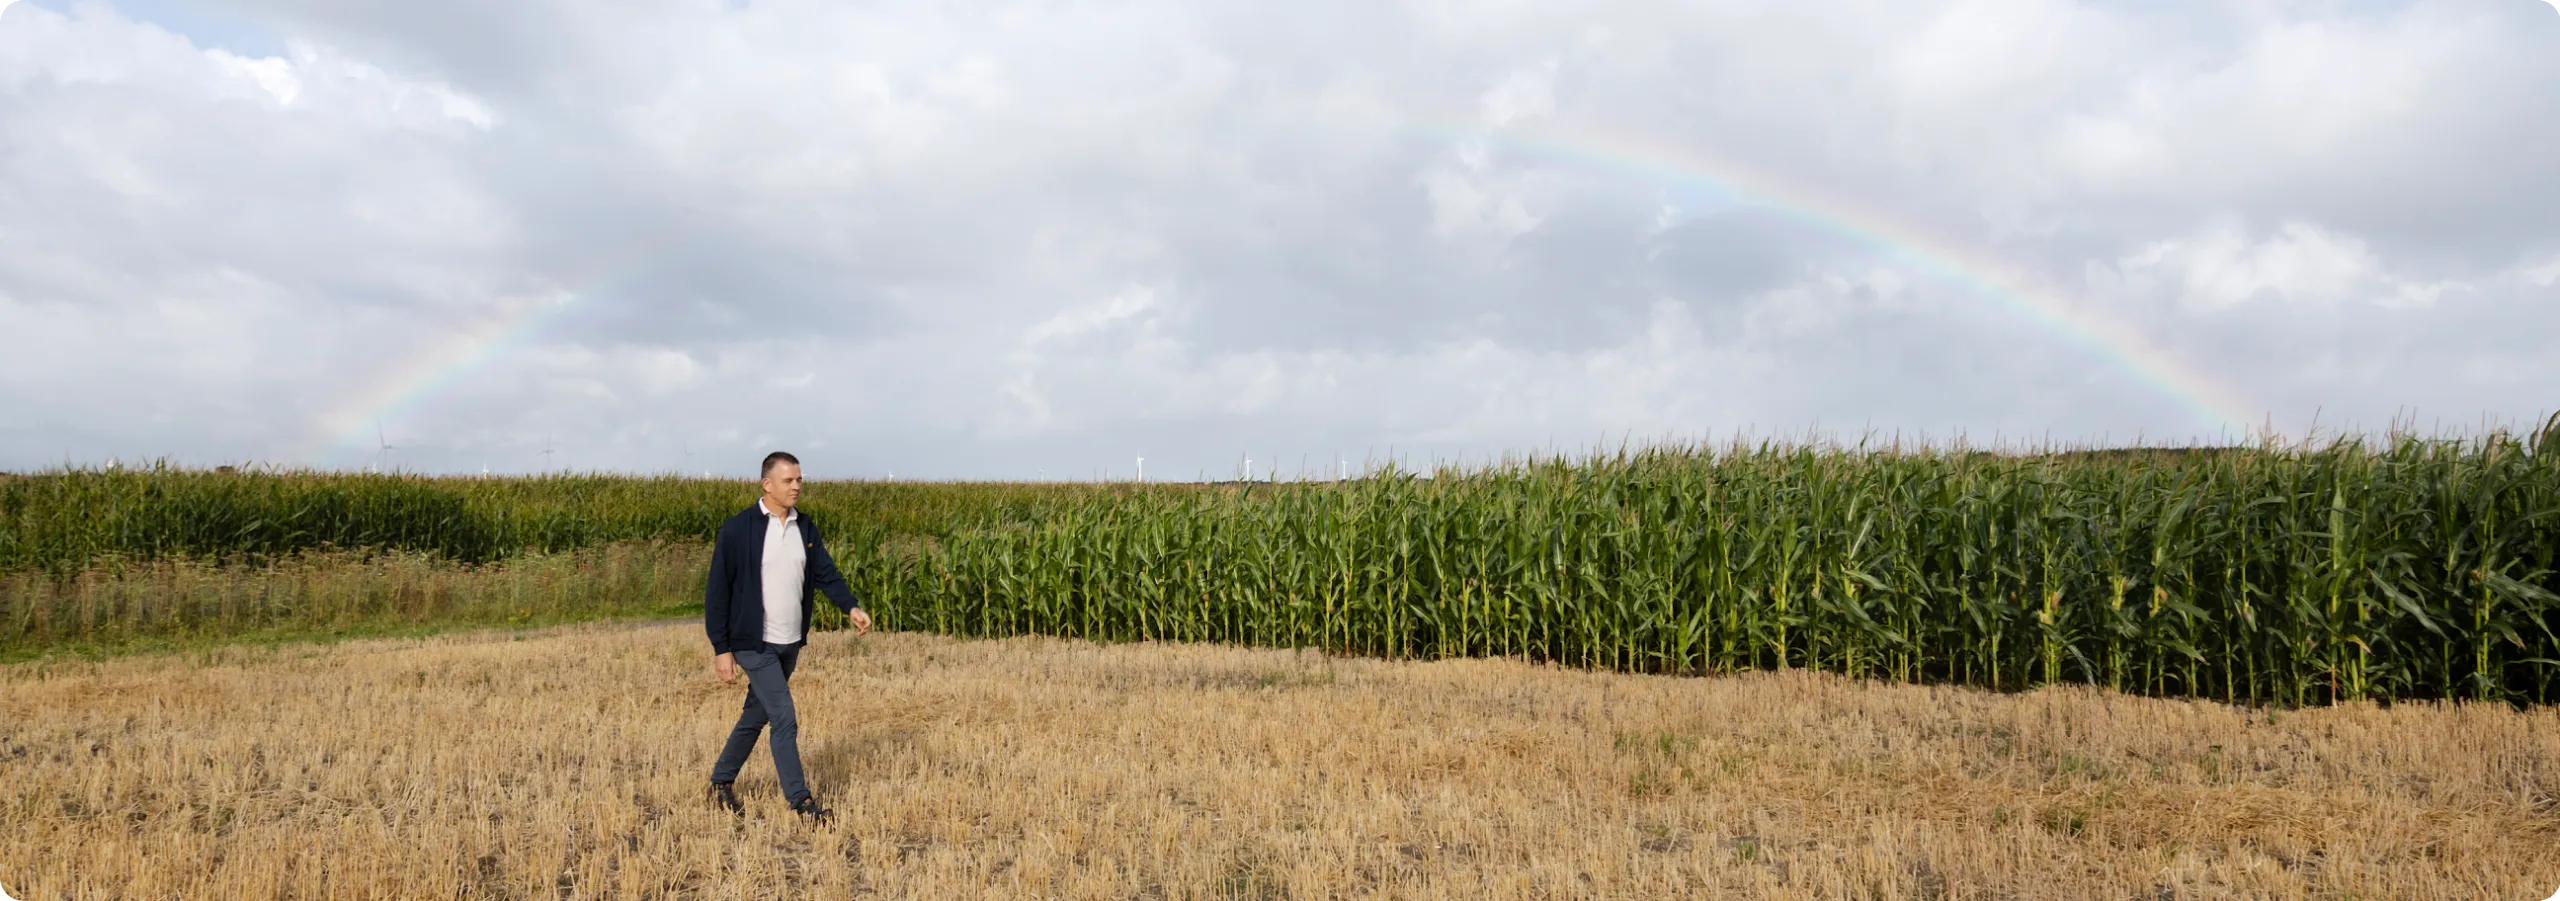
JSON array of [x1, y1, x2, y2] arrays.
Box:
[[758, 498, 807, 645]]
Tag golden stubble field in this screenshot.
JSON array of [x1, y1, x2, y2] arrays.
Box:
[[4, 622, 2556, 900]]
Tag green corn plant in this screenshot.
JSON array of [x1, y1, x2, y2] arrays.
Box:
[[9, 420, 2558, 706]]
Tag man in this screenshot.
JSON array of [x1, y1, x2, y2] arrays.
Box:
[[704, 450, 874, 822]]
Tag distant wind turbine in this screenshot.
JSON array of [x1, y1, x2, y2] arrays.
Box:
[[373, 423, 398, 473]]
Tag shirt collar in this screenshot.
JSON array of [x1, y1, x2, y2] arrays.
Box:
[[758, 498, 797, 524]]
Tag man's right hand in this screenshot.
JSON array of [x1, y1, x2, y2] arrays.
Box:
[[714, 652, 736, 683]]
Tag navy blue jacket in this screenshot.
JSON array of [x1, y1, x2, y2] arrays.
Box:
[[704, 502, 865, 654]]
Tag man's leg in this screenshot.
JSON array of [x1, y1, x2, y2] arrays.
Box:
[[710, 650, 776, 787], [760, 645, 811, 805]]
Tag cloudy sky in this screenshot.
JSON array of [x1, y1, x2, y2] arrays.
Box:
[[1, 0, 2554, 480]]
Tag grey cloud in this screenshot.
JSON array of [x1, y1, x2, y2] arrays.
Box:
[[169, 0, 591, 100], [1647, 207, 1855, 308], [1, 0, 2556, 480]]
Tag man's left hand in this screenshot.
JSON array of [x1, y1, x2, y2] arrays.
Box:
[[849, 608, 873, 636]]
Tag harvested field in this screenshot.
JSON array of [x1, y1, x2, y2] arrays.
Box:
[[3, 622, 2555, 900]]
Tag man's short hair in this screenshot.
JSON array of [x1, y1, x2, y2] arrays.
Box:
[[761, 451, 800, 478]]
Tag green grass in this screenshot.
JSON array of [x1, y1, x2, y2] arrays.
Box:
[[1, 539, 710, 656]]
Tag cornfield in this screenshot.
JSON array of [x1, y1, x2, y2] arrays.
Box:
[[7, 418, 2559, 706], [838, 421, 2560, 707], [0, 468, 1132, 575]]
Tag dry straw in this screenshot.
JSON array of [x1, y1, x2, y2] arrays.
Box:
[[2, 623, 2553, 898]]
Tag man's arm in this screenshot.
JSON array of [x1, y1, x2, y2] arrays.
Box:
[[704, 523, 738, 655]]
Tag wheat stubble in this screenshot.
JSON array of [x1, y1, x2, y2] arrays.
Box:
[[3, 622, 2554, 899]]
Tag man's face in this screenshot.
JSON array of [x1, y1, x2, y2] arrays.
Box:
[[762, 461, 804, 510]]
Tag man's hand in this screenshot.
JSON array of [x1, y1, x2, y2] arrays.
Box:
[[849, 608, 873, 636], [714, 651, 736, 683]]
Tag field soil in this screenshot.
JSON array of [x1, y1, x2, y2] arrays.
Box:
[[4, 622, 2556, 900]]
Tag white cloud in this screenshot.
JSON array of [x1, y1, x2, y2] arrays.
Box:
[[207, 49, 300, 105], [1477, 58, 1557, 126], [1420, 161, 1543, 244], [2132, 221, 2380, 309], [1026, 285, 1165, 345], [1, 0, 2555, 477], [2522, 254, 2560, 288], [2107, 220, 2473, 312]]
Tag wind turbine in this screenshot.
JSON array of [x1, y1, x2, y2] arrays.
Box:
[[373, 422, 398, 474], [1135, 455, 1144, 482], [541, 435, 556, 472]]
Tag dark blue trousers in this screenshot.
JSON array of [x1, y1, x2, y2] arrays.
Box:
[[709, 643, 810, 804]]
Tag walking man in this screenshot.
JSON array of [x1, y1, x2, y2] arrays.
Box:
[[705, 451, 873, 821]]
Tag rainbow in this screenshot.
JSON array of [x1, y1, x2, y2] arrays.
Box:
[[310, 288, 582, 463], [315, 117, 2262, 466], [1421, 118, 2263, 438], [310, 227, 705, 465]]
